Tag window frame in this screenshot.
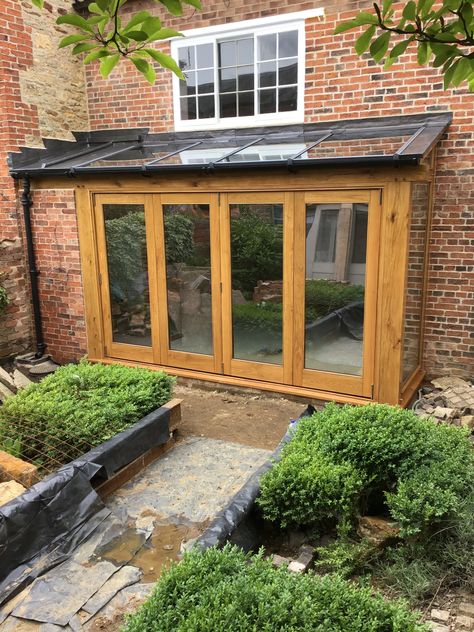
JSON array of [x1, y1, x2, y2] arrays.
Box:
[[171, 18, 307, 132]]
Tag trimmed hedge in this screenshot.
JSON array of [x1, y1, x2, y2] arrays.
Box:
[[232, 280, 364, 333], [257, 403, 473, 537], [123, 545, 427, 632], [0, 361, 174, 470]]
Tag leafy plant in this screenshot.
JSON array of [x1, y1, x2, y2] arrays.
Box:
[[257, 403, 473, 537], [123, 544, 427, 632], [164, 212, 195, 265], [0, 283, 8, 315], [336, 0, 474, 90], [0, 360, 174, 471], [1, 437, 23, 459], [28, 0, 201, 84], [230, 208, 283, 294]]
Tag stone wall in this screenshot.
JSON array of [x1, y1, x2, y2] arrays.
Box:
[[0, 0, 88, 359]]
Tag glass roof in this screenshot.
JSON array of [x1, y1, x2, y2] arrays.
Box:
[[9, 112, 452, 177]]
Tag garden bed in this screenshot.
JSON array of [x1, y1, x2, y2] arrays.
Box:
[[123, 402, 473, 631], [0, 361, 178, 605]]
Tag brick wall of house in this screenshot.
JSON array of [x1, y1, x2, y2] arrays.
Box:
[[0, 0, 88, 359], [82, 0, 474, 379]]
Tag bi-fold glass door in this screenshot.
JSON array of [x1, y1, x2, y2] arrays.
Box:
[[94, 189, 380, 398]]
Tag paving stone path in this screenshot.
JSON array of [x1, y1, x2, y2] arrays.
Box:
[[427, 592, 474, 632], [0, 437, 271, 631]]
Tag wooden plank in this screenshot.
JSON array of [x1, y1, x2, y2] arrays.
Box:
[[75, 186, 104, 360], [375, 181, 411, 405], [283, 191, 294, 386], [399, 368, 425, 407], [95, 399, 182, 500], [33, 163, 432, 191]]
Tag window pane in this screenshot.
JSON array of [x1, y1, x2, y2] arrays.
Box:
[[178, 46, 195, 71], [197, 69, 214, 94], [351, 206, 368, 264], [278, 30, 298, 57], [230, 204, 283, 365], [304, 203, 367, 376], [219, 67, 236, 93], [220, 93, 237, 118], [258, 33, 276, 60], [163, 204, 213, 356], [278, 58, 298, 85], [237, 65, 254, 91], [278, 86, 297, 112], [198, 95, 215, 119], [259, 61, 276, 87], [180, 96, 196, 120], [259, 88, 276, 114], [238, 91, 254, 116], [238, 37, 254, 64], [402, 183, 429, 383], [219, 40, 236, 67], [180, 71, 196, 96], [103, 204, 151, 347], [196, 43, 213, 69]]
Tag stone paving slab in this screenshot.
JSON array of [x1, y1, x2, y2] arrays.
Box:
[[0, 437, 271, 631]]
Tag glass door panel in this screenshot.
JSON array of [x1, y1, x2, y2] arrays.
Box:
[[155, 194, 221, 373], [294, 191, 380, 396], [95, 194, 157, 363], [221, 193, 290, 383]]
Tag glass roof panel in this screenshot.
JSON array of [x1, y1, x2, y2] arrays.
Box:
[[297, 135, 414, 160]]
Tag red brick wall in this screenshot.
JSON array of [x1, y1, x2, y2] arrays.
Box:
[[31, 189, 87, 363], [0, 0, 39, 358], [82, 1, 474, 379]]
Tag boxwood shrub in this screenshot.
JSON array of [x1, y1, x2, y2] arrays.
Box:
[[0, 360, 174, 470], [257, 403, 473, 537], [123, 544, 426, 632]]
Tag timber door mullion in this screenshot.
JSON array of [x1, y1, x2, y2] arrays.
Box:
[[220, 193, 233, 375]]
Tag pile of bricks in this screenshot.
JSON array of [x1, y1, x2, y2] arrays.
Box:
[[413, 377, 474, 433], [427, 594, 474, 632]]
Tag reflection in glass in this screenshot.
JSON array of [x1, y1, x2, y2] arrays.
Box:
[[103, 204, 151, 346], [178, 44, 215, 121], [304, 203, 368, 375], [163, 204, 213, 356], [402, 183, 429, 382], [230, 204, 284, 365]]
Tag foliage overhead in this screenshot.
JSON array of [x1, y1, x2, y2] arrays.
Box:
[[28, 0, 201, 84], [257, 403, 474, 537], [336, 0, 474, 90], [123, 544, 427, 632], [0, 360, 174, 470]]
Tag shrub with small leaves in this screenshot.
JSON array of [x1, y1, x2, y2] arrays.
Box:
[[257, 403, 473, 537], [0, 360, 174, 470], [123, 544, 427, 632]]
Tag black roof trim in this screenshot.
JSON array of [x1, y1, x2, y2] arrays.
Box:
[[9, 112, 452, 178]]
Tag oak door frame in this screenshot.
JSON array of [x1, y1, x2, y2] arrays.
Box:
[[293, 189, 382, 397], [152, 193, 222, 374]]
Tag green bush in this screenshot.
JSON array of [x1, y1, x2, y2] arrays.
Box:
[[231, 208, 283, 293], [0, 360, 174, 470], [163, 212, 194, 265], [123, 544, 426, 632], [257, 403, 473, 537], [232, 280, 365, 333]]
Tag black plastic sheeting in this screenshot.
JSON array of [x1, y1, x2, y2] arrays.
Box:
[[196, 405, 316, 552], [0, 405, 170, 606], [305, 301, 364, 343]]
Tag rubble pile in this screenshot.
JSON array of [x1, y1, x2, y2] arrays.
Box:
[[413, 376, 474, 432]]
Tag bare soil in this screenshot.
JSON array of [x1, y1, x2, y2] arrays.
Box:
[[174, 381, 310, 450]]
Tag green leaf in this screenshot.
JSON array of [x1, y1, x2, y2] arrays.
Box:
[[31, 0, 44, 7], [125, 30, 150, 41], [184, 0, 202, 8], [147, 28, 183, 41], [355, 25, 376, 55], [96, 0, 109, 10], [124, 11, 153, 31], [402, 1, 417, 20], [72, 42, 99, 55], [417, 41, 430, 65], [88, 2, 105, 14], [100, 53, 120, 78], [56, 13, 94, 33], [431, 44, 456, 67], [443, 59, 458, 88], [451, 57, 473, 86], [83, 48, 111, 64], [157, 0, 183, 16], [143, 48, 184, 79], [140, 17, 163, 37], [369, 31, 390, 62], [334, 20, 360, 35], [58, 33, 89, 48], [131, 56, 157, 84], [388, 38, 413, 59]]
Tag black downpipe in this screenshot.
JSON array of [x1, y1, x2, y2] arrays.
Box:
[[21, 175, 46, 358]]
